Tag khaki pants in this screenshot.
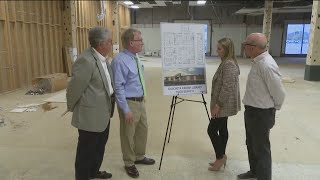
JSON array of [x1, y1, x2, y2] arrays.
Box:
[[118, 100, 148, 166]]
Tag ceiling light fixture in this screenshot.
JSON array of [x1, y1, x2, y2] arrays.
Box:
[[197, 0, 206, 5], [131, 5, 139, 9], [124, 1, 134, 5]]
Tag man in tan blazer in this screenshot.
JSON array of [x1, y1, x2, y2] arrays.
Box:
[[67, 27, 115, 180]]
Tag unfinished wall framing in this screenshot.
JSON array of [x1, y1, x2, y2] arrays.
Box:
[[0, 1, 131, 93], [75, 1, 130, 54], [118, 4, 131, 50], [0, 0, 63, 93]]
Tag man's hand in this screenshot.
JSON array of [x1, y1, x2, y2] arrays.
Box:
[[211, 104, 220, 119], [61, 110, 69, 117], [125, 112, 134, 124]]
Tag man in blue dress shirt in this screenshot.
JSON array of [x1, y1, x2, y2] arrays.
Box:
[[111, 28, 155, 178]]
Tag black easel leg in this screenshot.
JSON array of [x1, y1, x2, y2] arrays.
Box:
[[168, 96, 178, 143], [159, 96, 175, 170], [202, 94, 211, 121], [159, 94, 210, 170]]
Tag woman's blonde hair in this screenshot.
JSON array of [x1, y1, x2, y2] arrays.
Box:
[[218, 37, 236, 61], [218, 37, 240, 73]]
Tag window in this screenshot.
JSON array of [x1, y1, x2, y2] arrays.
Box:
[[285, 23, 310, 55]]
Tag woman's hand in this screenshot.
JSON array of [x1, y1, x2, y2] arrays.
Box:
[[211, 104, 221, 119]]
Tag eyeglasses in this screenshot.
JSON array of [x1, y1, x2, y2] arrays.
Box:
[[131, 39, 143, 42]]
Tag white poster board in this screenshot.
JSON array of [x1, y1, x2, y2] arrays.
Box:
[[161, 23, 207, 96]]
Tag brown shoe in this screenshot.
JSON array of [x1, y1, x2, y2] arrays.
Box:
[[90, 171, 112, 179], [124, 165, 139, 178], [208, 158, 227, 171], [134, 157, 155, 165]]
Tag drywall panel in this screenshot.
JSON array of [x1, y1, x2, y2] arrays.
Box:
[[211, 24, 247, 56], [269, 25, 283, 57], [244, 24, 283, 57], [137, 26, 161, 55], [132, 23, 284, 58]]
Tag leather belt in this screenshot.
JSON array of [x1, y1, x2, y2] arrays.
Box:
[[126, 97, 144, 102], [245, 105, 274, 111]]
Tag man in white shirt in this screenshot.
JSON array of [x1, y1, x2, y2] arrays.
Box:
[[238, 33, 285, 180], [67, 27, 115, 180]]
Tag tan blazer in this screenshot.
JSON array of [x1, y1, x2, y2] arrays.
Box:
[[66, 48, 115, 132], [210, 59, 241, 118]]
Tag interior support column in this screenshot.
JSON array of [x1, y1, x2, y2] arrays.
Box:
[[63, 0, 77, 75], [262, 0, 273, 51], [111, 1, 120, 57], [305, 0, 320, 81]]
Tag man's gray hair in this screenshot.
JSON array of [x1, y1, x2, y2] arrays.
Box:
[[88, 27, 112, 48]]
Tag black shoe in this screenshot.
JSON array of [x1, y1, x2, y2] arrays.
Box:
[[134, 157, 155, 165], [90, 171, 112, 179], [124, 165, 139, 178], [237, 171, 257, 179]]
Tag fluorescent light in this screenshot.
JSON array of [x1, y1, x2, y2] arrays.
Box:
[[131, 5, 139, 9], [197, 0, 206, 5], [123, 1, 133, 5]]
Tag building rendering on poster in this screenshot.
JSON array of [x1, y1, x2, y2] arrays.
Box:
[[161, 23, 207, 96]]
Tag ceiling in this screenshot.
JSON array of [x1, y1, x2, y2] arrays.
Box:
[[119, 0, 313, 15]]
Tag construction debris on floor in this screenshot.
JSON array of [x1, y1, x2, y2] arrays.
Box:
[[26, 73, 68, 95], [282, 76, 296, 83], [41, 102, 58, 112], [10, 108, 28, 113], [25, 88, 46, 95], [0, 115, 5, 127], [10, 103, 43, 113]]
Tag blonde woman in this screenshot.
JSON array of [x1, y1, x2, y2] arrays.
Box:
[[208, 37, 241, 171]]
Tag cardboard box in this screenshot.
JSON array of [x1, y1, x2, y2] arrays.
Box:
[[32, 73, 68, 93]]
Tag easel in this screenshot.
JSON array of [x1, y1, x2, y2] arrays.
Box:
[[158, 93, 211, 170]]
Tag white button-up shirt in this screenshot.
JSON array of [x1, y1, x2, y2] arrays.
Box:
[[92, 48, 114, 95], [242, 51, 285, 110]]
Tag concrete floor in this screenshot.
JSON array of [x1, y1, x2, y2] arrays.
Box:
[[0, 56, 320, 180]]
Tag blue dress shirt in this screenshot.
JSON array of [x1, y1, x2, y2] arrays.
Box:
[[111, 49, 145, 113]]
